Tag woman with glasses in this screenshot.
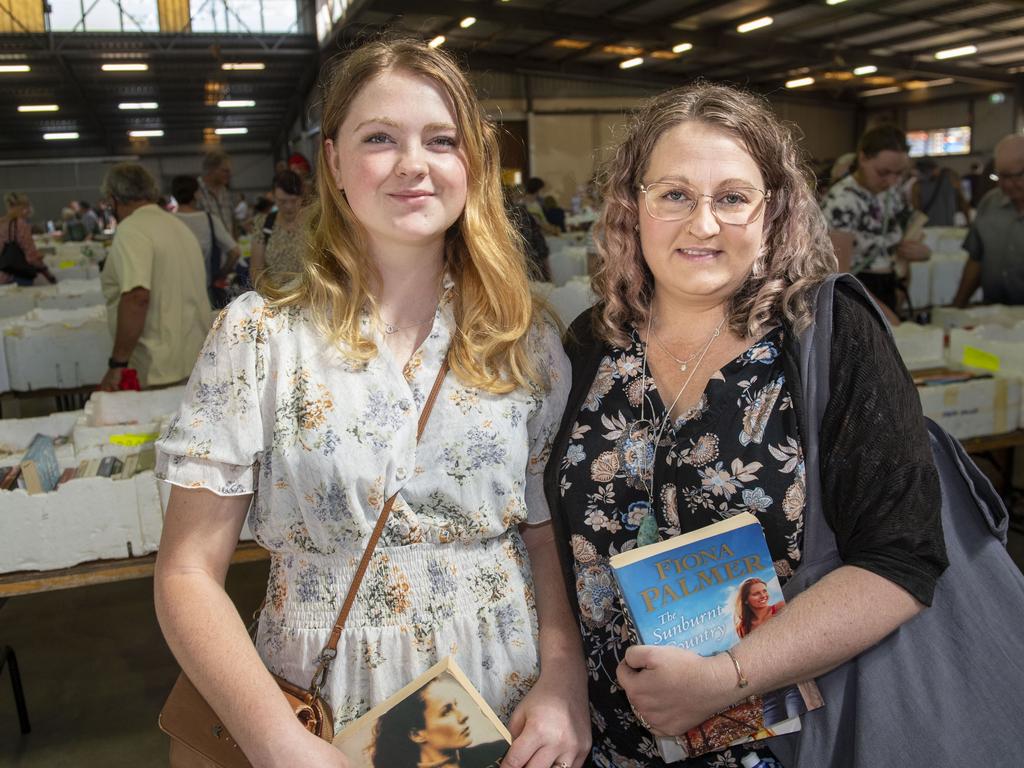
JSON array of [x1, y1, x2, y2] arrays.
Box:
[[543, 83, 947, 767]]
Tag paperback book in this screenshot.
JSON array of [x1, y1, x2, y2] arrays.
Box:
[[333, 656, 510, 768], [610, 511, 823, 760], [19, 433, 61, 494]]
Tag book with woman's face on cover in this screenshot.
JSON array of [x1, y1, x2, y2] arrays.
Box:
[[333, 656, 510, 768], [610, 511, 823, 760]]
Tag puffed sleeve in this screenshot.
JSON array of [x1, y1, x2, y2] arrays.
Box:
[[819, 285, 948, 605], [155, 292, 269, 495], [524, 317, 572, 524]]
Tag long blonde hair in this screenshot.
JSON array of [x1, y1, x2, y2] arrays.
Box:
[[262, 38, 542, 393], [592, 82, 836, 347]]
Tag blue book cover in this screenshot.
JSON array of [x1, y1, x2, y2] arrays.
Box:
[[610, 512, 820, 759], [19, 433, 60, 494]]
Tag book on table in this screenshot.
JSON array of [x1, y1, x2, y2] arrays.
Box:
[[19, 433, 61, 494], [609, 511, 823, 760], [333, 656, 511, 767]]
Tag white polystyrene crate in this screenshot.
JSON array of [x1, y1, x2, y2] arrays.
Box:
[[84, 386, 186, 427], [0, 410, 81, 457], [928, 250, 982, 308], [73, 418, 163, 459], [922, 226, 968, 255], [549, 245, 588, 286], [892, 323, 945, 371], [4, 319, 110, 390], [0, 475, 146, 573], [55, 242, 105, 263], [930, 304, 1024, 331], [917, 376, 1021, 440], [0, 285, 36, 319], [948, 325, 1024, 376], [907, 260, 931, 311], [32, 278, 103, 311], [547, 277, 596, 327]]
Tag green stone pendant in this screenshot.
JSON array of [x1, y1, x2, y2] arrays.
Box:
[[637, 513, 660, 547]]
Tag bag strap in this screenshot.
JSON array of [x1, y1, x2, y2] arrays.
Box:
[[307, 356, 449, 698], [790, 273, 895, 590]]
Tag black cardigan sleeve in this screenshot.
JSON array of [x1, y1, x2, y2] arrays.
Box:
[[818, 285, 948, 605]]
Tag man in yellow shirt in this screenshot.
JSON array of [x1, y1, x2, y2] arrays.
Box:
[[99, 163, 212, 390]]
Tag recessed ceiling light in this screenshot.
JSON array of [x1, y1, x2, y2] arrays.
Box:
[[737, 17, 773, 33], [0, 64, 30, 73], [118, 102, 158, 110], [853, 65, 878, 76], [217, 100, 255, 108], [619, 57, 644, 69], [786, 77, 815, 88], [935, 45, 977, 60], [18, 104, 58, 112], [43, 132, 78, 140], [221, 62, 265, 71], [672, 43, 693, 54], [214, 127, 248, 135], [459, 17, 476, 28], [129, 129, 164, 138], [428, 36, 445, 48], [102, 62, 148, 72]]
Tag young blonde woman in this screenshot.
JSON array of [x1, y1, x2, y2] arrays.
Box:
[[154, 40, 589, 768]]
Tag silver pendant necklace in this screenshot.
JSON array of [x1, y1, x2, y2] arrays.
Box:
[[627, 311, 726, 546], [381, 304, 439, 335], [649, 323, 703, 372]]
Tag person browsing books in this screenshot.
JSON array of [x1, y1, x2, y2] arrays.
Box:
[[370, 676, 508, 768], [543, 83, 947, 767], [153, 39, 589, 768]]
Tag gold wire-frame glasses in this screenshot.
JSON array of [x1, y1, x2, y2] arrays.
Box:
[[638, 182, 772, 226]]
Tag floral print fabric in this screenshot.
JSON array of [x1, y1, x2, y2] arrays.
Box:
[[558, 326, 805, 767], [820, 174, 909, 275], [155, 282, 571, 730]]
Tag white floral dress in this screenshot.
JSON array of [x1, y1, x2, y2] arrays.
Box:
[[155, 281, 571, 730]]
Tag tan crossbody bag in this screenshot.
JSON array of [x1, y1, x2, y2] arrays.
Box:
[[158, 359, 449, 767]]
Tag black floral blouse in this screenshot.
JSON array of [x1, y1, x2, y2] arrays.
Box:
[[557, 326, 804, 768]]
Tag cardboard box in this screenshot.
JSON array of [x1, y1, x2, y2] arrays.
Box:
[[917, 376, 1021, 440]]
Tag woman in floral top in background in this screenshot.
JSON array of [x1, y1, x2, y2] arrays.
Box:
[[154, 40, 589, 768], [544, 83, 947, 767]]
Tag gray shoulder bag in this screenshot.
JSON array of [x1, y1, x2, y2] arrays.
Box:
[[769, 273, 1024, 766]]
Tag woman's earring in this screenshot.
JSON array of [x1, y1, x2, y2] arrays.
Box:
[[634, 224, 640, 232]]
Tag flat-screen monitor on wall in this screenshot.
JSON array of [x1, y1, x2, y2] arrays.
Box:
[[907, 126, 971, 157]]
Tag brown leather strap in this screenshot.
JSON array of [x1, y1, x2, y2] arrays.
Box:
[[308, 357, 449, 695]]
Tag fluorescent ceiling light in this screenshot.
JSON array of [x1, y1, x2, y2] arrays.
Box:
[[217, 100, 255, 108], [0, 64, 30, 73], [222, 62, 265, 70], [619, 57, 644, 69], [129, 130, 164, 137], [786, 77, 814, 88], [860, 86, 901, 97], [18, 104, 58, 112], [459, 17, 476, 28], [935, 45, 977, 60], [428, 36, 445, 48], [826, 0, 848, 5], [672, 42, 693, 54], [737, 16, 773, 33], [43, 132, 78, 140], [853, 65, 878, 76], [214, 127, 248, 135], [102, 62, 148, 71], [118, 102, 158, 110]]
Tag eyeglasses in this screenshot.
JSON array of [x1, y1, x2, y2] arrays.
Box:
[[638, 182, 771, 226], [994, 169, 1024, 183]]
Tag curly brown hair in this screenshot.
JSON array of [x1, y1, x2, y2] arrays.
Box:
[[591, 81, 837, 346]]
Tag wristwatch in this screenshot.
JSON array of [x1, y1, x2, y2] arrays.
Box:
[[108, 357, 129, 369]]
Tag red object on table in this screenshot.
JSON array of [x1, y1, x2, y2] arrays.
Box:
[[119, 368, 141, 391]]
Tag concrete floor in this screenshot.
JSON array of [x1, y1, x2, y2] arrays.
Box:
[[0, 559, 268, 767]]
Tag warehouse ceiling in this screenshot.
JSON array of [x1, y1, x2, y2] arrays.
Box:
[[333, 0, 1024, 101], [0, 0, 1021, 160]]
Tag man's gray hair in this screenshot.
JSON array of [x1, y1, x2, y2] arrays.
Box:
[[202, 149, 231, 174], [101, 163, 159, 204]]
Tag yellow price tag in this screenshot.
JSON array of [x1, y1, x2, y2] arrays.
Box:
[[58, 260, 78, 268], [962, 346, 1000, 372], [109, 432, 159, 447]]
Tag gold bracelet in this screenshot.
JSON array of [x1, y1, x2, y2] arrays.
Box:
[[723, 648, 749, 689]]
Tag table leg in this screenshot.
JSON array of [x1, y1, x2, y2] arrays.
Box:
[[1, 645, 30, 735]]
